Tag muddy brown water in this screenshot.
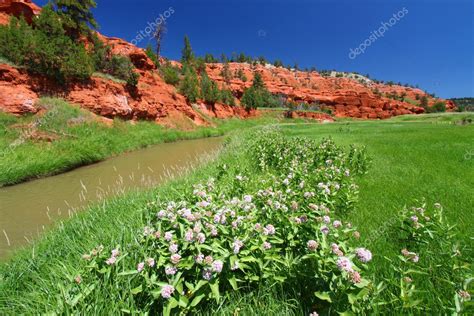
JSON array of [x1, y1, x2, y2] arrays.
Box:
[[0, 137, 222, 260]]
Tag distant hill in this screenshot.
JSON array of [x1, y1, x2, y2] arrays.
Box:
[[449, 98, 474, 112]]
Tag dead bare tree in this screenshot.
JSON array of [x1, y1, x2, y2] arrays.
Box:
[[153, 20, 167, 60]]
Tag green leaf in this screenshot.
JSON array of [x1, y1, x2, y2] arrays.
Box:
[[130, 285, 142, 295], [190, 293, 206, 307], [194, 280, 208, 293], [315, 291, 332, 302], [209, 280, 220, 302], [178, 295, 189, 308], [118, 270, 138, 276], [229, 276, 238, 290], [348, 293, 357, 305], [169, 297, 179, 309]]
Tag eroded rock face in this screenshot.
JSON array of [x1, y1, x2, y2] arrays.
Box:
[[205, 63, 453, 119], [0, 0, 41, 24], [0, 64, 39, 115], [283, 110, 334, 122], [0, 64, 255, 127]]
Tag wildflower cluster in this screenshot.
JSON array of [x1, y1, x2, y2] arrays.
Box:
[[72, 130, 372, 314]]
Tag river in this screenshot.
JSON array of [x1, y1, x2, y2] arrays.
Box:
[[0, 137, 222, 259]]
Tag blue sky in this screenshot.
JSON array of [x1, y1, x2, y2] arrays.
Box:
[[38, 0, 473, 98]]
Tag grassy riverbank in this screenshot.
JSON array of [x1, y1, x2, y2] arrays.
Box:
[[0, 114, 472, 314], [0, 98, 287, 187]]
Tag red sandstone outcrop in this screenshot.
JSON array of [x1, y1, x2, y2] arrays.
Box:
[[0, 0, 455, 124], [0, 0, 40, 23], [205, 63, 453, 119], [0, 63, 255, 127], [284, 110, 334, 122]]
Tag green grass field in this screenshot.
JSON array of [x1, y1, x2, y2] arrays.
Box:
[[0, 112, 472, 314], [280, 114, 474, 242]]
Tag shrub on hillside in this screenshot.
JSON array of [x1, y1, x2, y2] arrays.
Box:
[[179, 68, 200, 103], [426, 101, 446, 113], [145, 45, 160, 68], [104, 55, 139, 87], [220, 62, 232, 84], [0, 10, 94, 83], [160, 62, 181, 86], [200, 72, 220, 104], [219, 89, 236, 106], [241, 73, 279, 110]]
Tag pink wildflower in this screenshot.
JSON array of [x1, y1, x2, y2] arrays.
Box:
[[137, 262, 145, 272], [320, 225, 330, 235], [111, 248, 120, 257], [263, 241, 272, 250], [336, 257, 354, 273], [233, 239, 244, 254], [161, 285, 175, 299], [146, 257, 155, 267], [355, 248, 372, 263], [169, 243, 178, 253], [74, 275, 82, 284], [196, 233, 206, 244], [307, 240, 319, 251], [333, 220, 342, 228], [185, 229, 194, 242], [195, 254, 204, 264], [458, 290, 471, 300], [212, 260, 224, 273], [105, 256, 117, 265], [263, 224, 276, 235], [170, 254, 181, 265], [331, 243, 344, 256], [202, 268, 212, 280], [164, 231, 173, 241], [204, 255, 213, 265], [165, 266, 177, 275], [350, 271, 361, 283]]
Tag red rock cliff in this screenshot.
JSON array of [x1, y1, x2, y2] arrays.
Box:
[[0, 0, 455, 125]]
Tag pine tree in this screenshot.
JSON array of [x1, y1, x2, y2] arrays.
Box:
[[179, 67, 200, 103], [200, 72, 220, 104], [252, 72, 265, 90], [220, 61, 232, 84], [236, 69, 247, 82], [273, 60, 283, 68], [420, 96, 429, 108], [52, 0, 98, 37], [181, 35, 194, 64]]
